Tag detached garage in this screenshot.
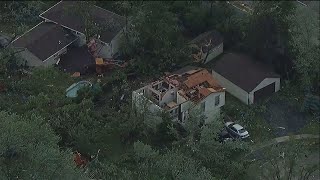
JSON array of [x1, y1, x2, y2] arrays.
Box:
[[211, 53, 280, 105]]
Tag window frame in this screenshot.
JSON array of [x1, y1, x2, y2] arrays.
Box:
[[215, 95, 220, 106]]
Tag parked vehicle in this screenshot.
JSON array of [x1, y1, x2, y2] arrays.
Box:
[[224, 122, 249, 139], [217, 130, 233, 143]]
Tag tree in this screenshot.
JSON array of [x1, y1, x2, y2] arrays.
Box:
[[289, 4, 320, 92], [0, 111, 83, 179], [120, 1, 190, 75], [244, 1, 296, 69], [252, 140, 319, 180], [131, 141, 215, 179]]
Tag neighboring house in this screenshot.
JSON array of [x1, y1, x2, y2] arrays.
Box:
[[10, 1, 125, 69], [132, 66, 226, 124], [11, 22, 77, 67], [189, 30, 223, 64], [39, 1, 126, 59], [211, 53, 280, 105]]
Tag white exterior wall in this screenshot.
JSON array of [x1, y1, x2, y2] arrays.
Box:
[[17, 49, 42, 67], [212, 70, 249, 104], [97, 29, 124, 59], [197, 91, 225, 123], [16, 47, 67, 67], [204, 43, 224, 64], [110, 29, 124, 56], [132, 87, 225, 125], [43, 46, 67, 66], [249, 78, 280, 104], [72, 31, 86, 47], [97, 41, 112, 59]]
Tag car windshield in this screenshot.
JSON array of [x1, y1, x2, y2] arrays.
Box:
[[239, 129, 246, 133], [228, 123, 235, 128]]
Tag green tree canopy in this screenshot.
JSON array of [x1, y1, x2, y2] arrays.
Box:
[[0, 111, 83, 179]]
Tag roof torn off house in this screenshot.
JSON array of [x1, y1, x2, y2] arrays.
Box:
[[133, 66, 226, 124]]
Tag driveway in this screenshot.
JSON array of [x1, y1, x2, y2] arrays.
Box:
[[263, 99, 309, 136]]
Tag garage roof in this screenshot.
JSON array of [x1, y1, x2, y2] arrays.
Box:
[[212, 53, 280, 92], [11, 22, 77, 61], [189, 30, 223, 52], [40, 1, 126, 43]]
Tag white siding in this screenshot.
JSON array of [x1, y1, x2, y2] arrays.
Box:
[[249, 78, 280, 104], [200, 91, 225, 123], [16, 49, 42, 67], [132, 86, 225, 125], [71, 32, 86, 47], [204, 43, 224, 64], [17, 47, 67, 67], [43, 46, 67, 65], [98, 29, 125, 59], [97, 42, 112, 59], [110, 29, 124, 55], [212, 70, 249, 104]]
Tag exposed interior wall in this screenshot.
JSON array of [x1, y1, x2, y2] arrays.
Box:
[[132, 87, 162, 114], [204, 43, 224, 64], [159, 87, 178, 107], [132, 88, 225, 127], [212, 70, 249, 104]]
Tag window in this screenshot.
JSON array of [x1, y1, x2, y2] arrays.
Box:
[[215, 95, 220, 106], [231, 127, 237, 133], [201, 102, 205, 112]]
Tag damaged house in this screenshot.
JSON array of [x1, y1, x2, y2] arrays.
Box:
[[10, 1, 126, 73], [132, 66, 226, 124], [189, 30, 223, 64]]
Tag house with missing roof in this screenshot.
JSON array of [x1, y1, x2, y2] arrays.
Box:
[[10, 1, 126, 69], [189, 30, 223, 64], [132, 66, 226, 124], [211, 53, 280, 105]]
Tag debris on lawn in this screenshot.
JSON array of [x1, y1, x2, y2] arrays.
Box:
[[74, 151, 89, 168], [95, 58, 128, 74], [0, 82, 7, 92], [71, 72, 81, 77]]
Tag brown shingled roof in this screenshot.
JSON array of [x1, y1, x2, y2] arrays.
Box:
[[40, 1, 126, 43], [11, 22, 77, 61], [184, 69, 221, 89], [212, 53, 280, 92]]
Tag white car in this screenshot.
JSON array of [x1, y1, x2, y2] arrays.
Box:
[[224, 122, 250, 139]]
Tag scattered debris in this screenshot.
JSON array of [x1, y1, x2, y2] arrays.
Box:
[[0, 82, 7, 92], [95, 58, 128, 74], [120, 94, 125, 101], [74, 151, 89, 168], [71, 72, 81, 77]]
